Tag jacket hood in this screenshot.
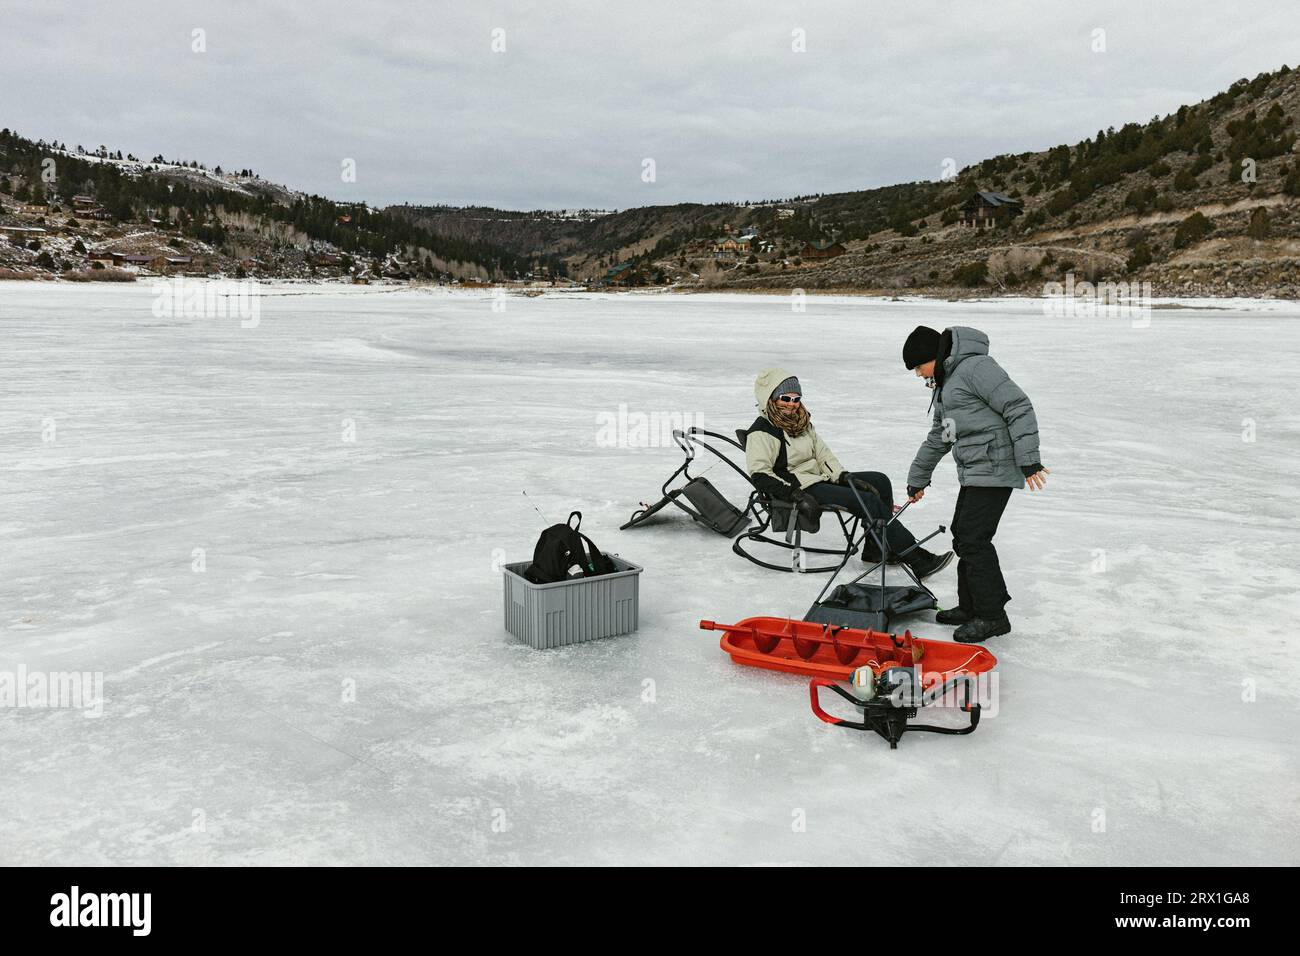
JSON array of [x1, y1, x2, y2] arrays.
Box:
[[754, 367, 795, 410], [944, 327, 989, 373]]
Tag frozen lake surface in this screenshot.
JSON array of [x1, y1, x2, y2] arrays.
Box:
[[2, 281, 1297, 865]]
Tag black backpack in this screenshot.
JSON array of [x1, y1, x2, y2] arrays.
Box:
[[524, 512, 618, 584]]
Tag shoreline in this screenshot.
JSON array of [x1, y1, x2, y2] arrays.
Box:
[[1, 275, 1297, 310]]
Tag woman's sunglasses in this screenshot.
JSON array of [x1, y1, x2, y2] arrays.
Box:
[[777, 394, 802, 404]]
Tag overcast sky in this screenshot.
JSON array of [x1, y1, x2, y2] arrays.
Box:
[[3, 1, 1297, 210]]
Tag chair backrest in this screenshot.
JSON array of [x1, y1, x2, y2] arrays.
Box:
[[679, 477, 750, 536], [679, 425, 766, 509]]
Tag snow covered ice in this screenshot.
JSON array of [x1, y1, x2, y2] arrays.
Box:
[[2, 281, 1298, 865]]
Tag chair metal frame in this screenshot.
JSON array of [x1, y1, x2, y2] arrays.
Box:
[[620, 426, 864, 574]]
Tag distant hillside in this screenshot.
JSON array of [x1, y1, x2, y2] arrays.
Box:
[[5, 63, 1300, 296], [698, 64, 1300, 297], [0, 130, 552, 282], [391, 181, 945, 280], [395, 64, 1300, 297]]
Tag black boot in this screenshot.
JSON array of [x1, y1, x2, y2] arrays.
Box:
[[935, 606, 973, 625], [953, 614, 1011, 643], [904, 549, 953, 580]]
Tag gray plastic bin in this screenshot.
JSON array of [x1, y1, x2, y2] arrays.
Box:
[[502, 556, 642, 649]]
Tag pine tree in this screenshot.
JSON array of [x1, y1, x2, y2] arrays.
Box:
[[1127, 242, 1154, 271], [1173, 211, 1213, 248], [1247, 207, 1270, 239]]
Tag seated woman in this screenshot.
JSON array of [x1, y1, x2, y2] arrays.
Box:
[[743, 368, 952, 578]]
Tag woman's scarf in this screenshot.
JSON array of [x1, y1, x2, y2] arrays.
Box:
[[766, 398, 811, 438]]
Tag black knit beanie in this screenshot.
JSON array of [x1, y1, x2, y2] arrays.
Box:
[[902, 326, 942, 369]]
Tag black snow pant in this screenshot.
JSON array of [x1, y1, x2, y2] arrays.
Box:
[[951, 486, 1014, 619], [807, 471, 917, 556]]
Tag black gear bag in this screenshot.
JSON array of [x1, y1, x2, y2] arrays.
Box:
[[524, 511, 618, 584]]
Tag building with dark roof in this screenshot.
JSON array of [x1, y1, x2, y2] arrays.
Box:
[[602, 261, 642, 286], [963, 191, 1024, 228]]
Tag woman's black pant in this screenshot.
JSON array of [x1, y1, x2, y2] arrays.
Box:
[[951, 486, 1013, 618], [806, 471, 917, 555]]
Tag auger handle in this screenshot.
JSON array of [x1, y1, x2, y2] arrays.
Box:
[[809, 679, 845, 725], [810, 679, 874, 731], [698, 619, 759, 635]]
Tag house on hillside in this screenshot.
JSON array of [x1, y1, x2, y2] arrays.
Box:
[[603, 261, 642, 286], [68, 200, 109, 219], [711, 234, 766, 258], [100, 253, 157, 270], [801, 240, 846, 260], [69, 196, 107, 217], [963, 191, 1023, 228]]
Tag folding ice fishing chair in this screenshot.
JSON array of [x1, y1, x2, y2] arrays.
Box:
[[620, 426, 865, 573], [803, 481, 949, 633]]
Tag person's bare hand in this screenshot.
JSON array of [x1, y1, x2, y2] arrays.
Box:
[[1025, 468, 1051, 491], [908, 488, 925, 504]]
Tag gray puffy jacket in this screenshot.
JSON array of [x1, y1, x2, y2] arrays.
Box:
[[907, 327, 1040, 490]]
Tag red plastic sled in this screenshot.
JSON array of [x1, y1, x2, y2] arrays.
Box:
[[699, 616, 997, 686]]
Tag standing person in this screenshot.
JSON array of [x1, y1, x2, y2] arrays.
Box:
[[744, 368, 952, 577], [901, 327, 1048, 642]]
